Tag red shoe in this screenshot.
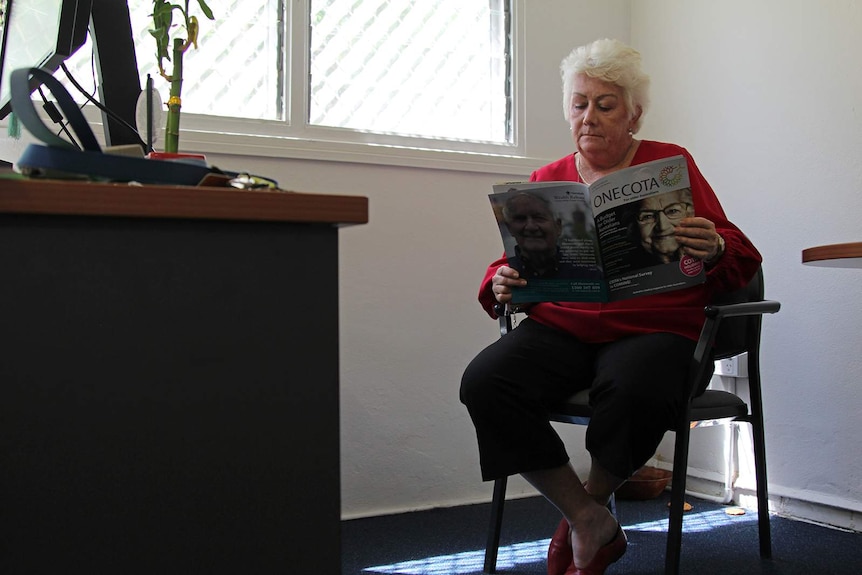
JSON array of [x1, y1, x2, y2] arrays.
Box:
[[547, 517, 573, 575], [565, 524, 627, 575]]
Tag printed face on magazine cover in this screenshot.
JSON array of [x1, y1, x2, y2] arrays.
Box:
[[635, 188, 695, 262], [503, 193, 562, 259], [569, 75, 639, 163]]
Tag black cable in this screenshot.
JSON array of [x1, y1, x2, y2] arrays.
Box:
[[60, 62, 150, 151], [37, 85, 81, 150]]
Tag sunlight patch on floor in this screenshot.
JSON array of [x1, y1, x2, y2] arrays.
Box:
[[363, 538, 549, 574], [624, 508, 757, 534], [362, 509, 757, 574]]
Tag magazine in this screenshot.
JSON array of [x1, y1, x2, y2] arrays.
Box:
[[489, 155, 705, 303]]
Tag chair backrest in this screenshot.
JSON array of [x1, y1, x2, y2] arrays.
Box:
[[688, 266, 767, 398], [711, 267, 765, 360]]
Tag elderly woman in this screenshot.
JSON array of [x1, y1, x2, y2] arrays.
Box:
[[460, 38, 761, 575]]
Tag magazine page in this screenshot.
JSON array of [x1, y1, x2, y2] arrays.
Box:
[[489, 182, 608, 303], [586, 155, 705, 300]]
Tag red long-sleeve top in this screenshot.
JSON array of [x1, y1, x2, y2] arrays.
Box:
[[478, 140, 762, 343]]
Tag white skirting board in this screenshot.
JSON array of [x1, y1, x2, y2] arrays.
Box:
[[658, 461, 862, 532]]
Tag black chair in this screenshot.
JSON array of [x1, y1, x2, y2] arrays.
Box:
[[483, 267, 780, 575]]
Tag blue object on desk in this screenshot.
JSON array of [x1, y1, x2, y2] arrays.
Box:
[[11, 67, 235, 185]]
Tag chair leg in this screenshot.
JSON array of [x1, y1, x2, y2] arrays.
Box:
[[749, 419, 772, 558], [665, 425, 692, 575], [484, 476, 508, 574]]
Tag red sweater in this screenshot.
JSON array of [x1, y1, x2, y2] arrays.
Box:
[[478, 141, 762, 342]]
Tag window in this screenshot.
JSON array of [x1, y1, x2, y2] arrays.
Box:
[[63, 0, 283, 120], [308, 0, 510, 144], [62, 0, 525, 170]]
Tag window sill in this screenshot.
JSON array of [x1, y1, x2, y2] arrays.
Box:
[[176, 129, 546, 175], [1, 111, 546, 175]]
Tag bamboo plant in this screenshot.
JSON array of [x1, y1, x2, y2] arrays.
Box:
[[150, 0, 215, 153]]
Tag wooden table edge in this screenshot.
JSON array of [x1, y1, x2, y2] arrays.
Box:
[[0, 178, 369, 226], [802, 242, 862, 264]]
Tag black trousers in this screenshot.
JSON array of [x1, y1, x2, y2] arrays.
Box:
[[460, 318, 697, 481]]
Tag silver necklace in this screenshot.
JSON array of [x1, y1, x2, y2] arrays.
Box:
[[575, 152, 590, 184]]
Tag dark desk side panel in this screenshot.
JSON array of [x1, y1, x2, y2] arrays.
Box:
[[0, 214, 341, 574]]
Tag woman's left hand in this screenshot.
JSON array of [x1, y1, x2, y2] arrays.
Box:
[[674, 217, 723, 262]]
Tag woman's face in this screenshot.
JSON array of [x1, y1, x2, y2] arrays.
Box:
[[569, 74, 639, 163]]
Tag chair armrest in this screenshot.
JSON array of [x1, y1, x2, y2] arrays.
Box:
[[494, 302, 535, 336], [689, 299, 781, 398], [494, 303, 513, 336], [705, 300, 781, 319]]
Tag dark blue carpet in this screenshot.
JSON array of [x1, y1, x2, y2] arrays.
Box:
[[342, 493, 862, 574]]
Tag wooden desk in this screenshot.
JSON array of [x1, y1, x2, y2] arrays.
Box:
[[802, 242, 862, 268], [0, 179, 367, 573]]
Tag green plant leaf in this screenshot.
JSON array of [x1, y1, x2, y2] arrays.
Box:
[[149, 26, 170, 60], [195, 0, 215, 20]]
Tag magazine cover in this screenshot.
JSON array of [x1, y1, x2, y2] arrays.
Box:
[[489, 155, 705, 303]]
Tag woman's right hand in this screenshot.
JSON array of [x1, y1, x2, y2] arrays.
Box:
[[491, 265, 527, 304]]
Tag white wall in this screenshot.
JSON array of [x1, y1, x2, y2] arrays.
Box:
[[4, 0, 862, 529], [632, 0, 862, 527], [178, 0, 631, 519]]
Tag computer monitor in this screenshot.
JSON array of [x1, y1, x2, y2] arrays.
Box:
[[0, 0, 92, 119], [0, 0, 143, 148], [88, 0, 143, 147]]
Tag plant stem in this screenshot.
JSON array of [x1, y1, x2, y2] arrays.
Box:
[[164, 37, 185, 153]]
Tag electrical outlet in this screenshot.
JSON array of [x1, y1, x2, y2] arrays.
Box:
[[715, 353, 748, 377], [717, 357, 738, 376]]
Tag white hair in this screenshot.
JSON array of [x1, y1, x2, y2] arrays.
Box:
[[560, 38, 651, 133]]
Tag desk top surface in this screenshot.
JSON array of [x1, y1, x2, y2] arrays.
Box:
[[802, 242, 862, 268], [0, 177, 368, 226]]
